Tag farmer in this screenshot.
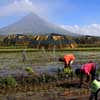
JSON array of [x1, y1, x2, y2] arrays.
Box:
[[59, 54, 75, 68], [89, 79, 100, 100], [59, 54, 75, 78], [79, 61, 96, 87]]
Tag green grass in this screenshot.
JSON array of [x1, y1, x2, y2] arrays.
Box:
[[0, 48, 39, 53], [0, 47, 100, 53], [62, 47, 100, 51]]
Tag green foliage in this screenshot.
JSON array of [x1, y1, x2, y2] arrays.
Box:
[[96, 69, 100, 77], [25, 67, 34, 74], [74, 36, 100, 45], [96, 70, 100, 75], [0, 76, 17, 87], [40, 73, 56, 83], [79, 44, 100, 48]]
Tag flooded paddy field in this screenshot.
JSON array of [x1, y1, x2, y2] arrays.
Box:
[[0, 50, 100, 76], [0, 50, 100, 100]]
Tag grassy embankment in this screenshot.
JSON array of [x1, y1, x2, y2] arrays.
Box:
[[0, 47, 100, 53]]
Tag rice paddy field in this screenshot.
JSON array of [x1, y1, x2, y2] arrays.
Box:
[[0, 49, 100, 100]]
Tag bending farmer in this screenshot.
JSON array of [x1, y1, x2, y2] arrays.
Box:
[[59, 54, 75, 68], [80, 61, 96, 87], [89, 79, 100, 100], [59, 54, 75, 78]]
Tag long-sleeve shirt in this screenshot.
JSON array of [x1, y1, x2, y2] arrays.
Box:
[[81, 62, 96, 75], [64, 54, 75, 65]]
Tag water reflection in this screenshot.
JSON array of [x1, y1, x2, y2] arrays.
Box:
[[0, 51, 100, 77]]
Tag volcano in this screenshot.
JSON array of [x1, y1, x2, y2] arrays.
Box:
[[0, 13, 77, 36]]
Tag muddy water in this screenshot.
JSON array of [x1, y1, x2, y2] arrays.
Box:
[[0, 51, 100, 77], [0, 51, 100, 99], [0, 83, 91, 100]]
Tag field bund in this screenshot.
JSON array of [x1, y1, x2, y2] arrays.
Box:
[[0, 47, 100, 53]]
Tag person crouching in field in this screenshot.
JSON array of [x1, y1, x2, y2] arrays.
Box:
[[75, 61, 96, 87], [59, 54, 75, 78]]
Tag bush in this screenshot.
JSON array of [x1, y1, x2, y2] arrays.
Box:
[[0, 76, 17, 87]]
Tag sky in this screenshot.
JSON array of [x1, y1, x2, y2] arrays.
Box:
[[0, 0, 100, 36]]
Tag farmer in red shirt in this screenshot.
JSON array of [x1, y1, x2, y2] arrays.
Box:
[[80, 61, 96, 87]]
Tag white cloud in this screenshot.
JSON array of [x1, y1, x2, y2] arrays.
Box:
[[0, 0, 45, 16], [61, 24, 100, 36]]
